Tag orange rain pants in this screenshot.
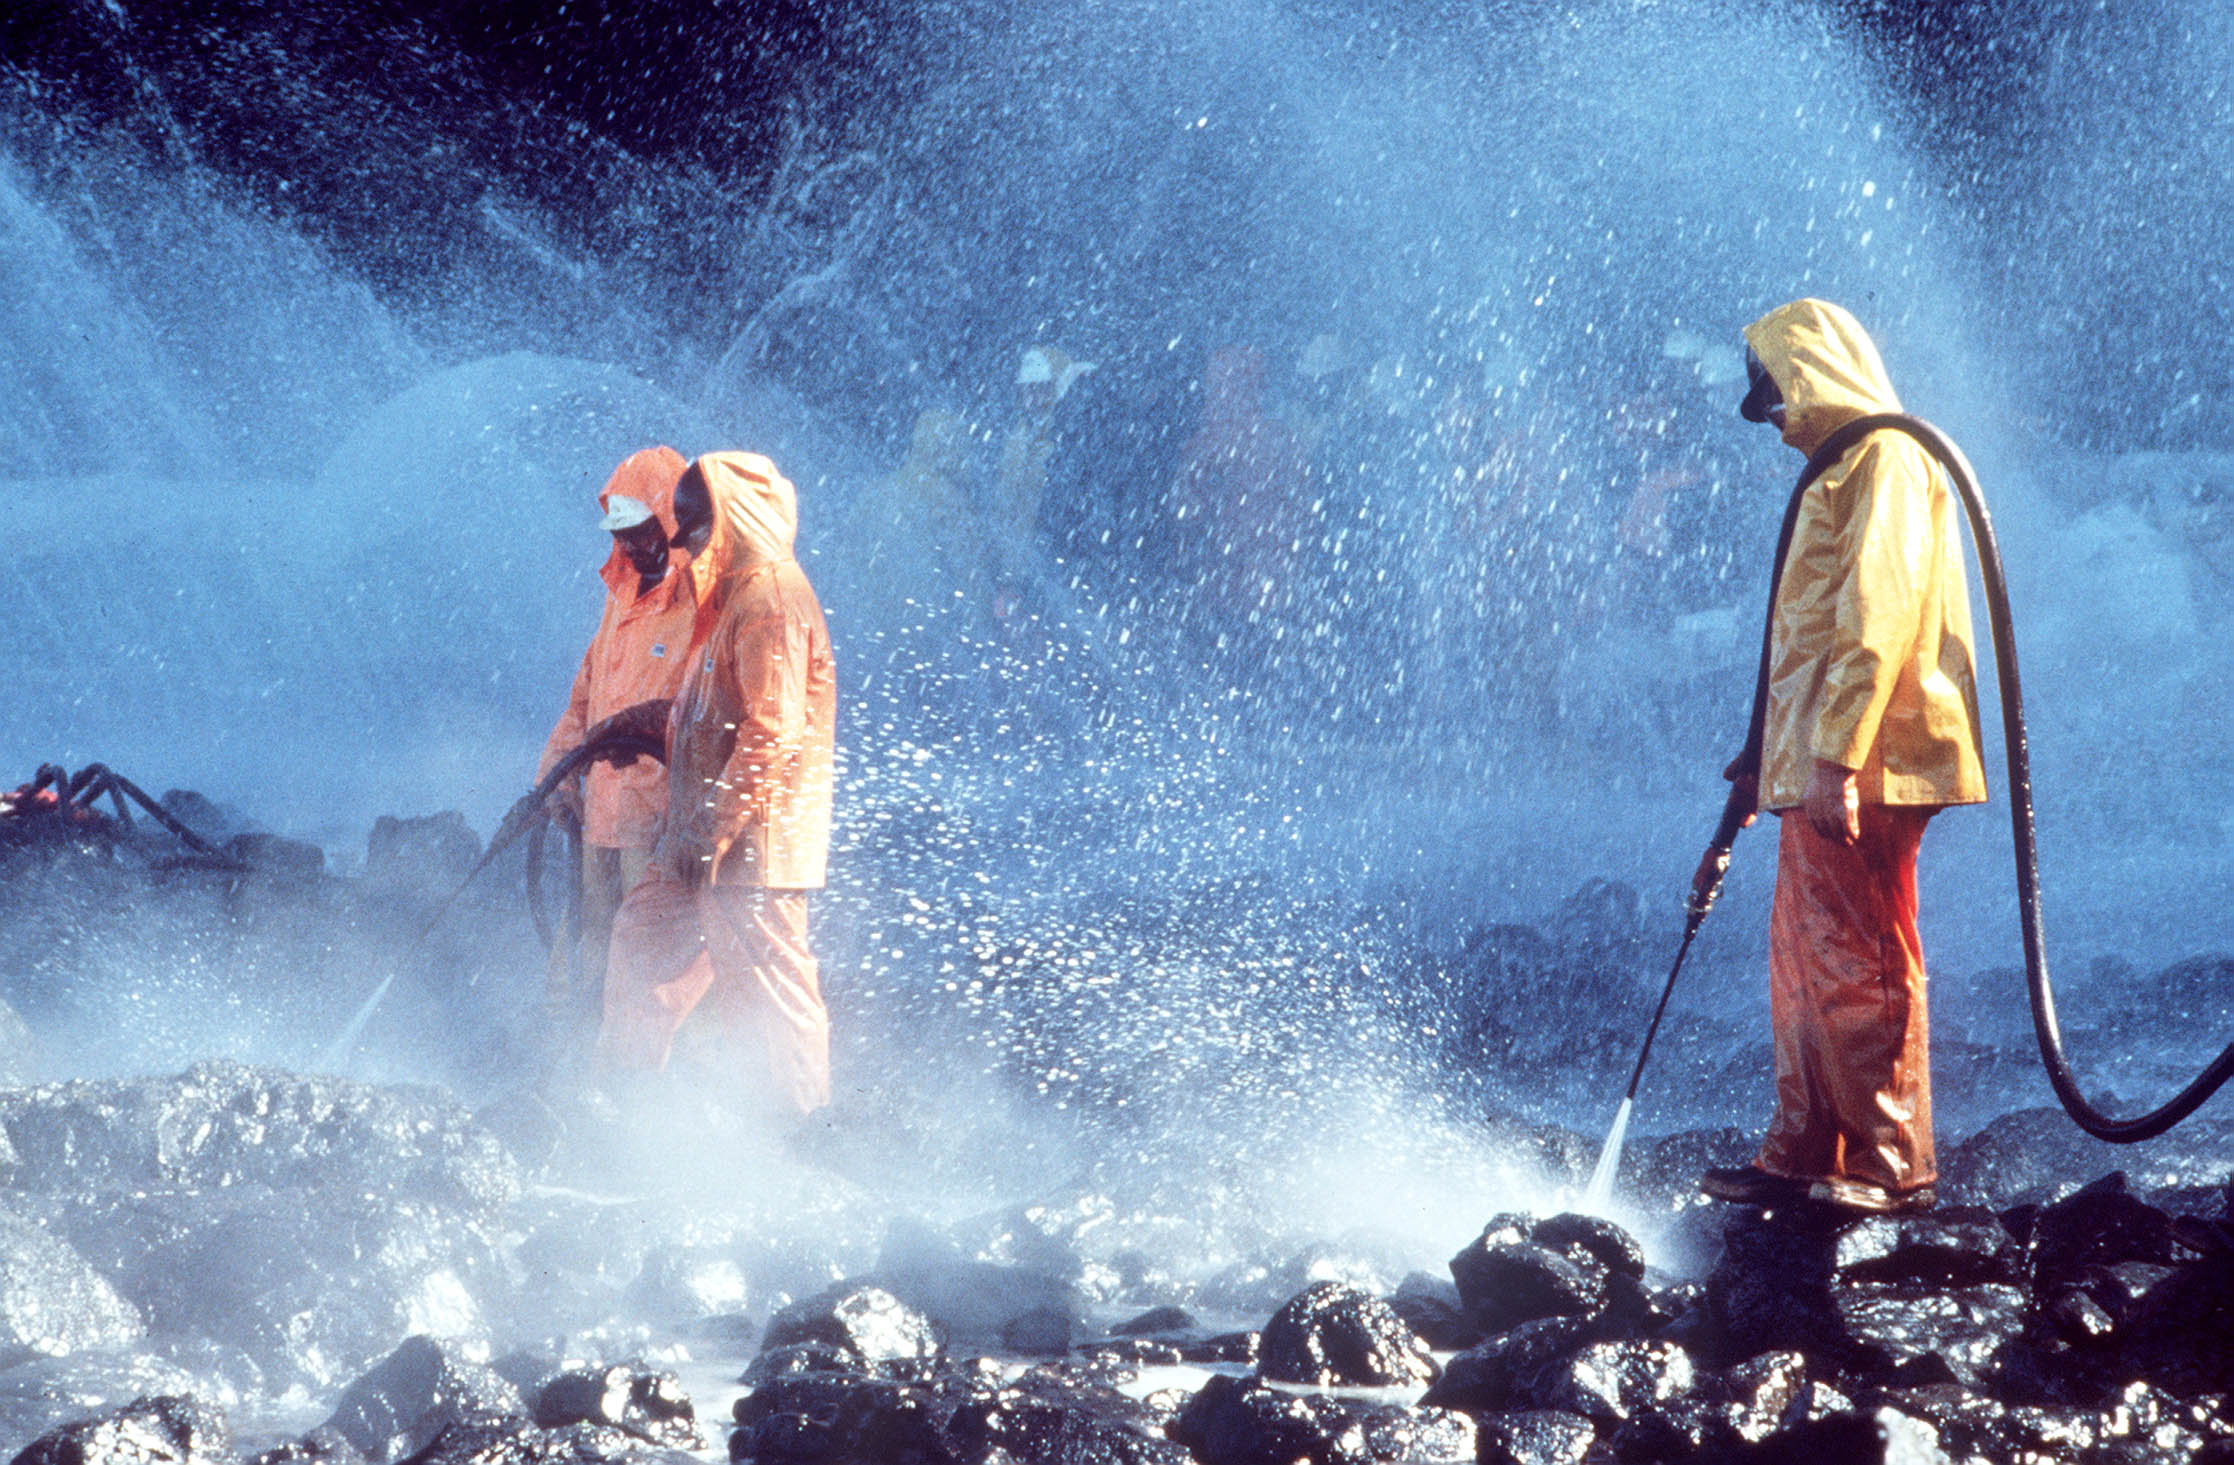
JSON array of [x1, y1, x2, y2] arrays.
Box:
[[595, 866, 830, 1115], [1756, 803, 1936, 1193]]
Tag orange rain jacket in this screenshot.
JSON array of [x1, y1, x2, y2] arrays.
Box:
[[537, 447, 696, 849], [664, 452, 837, 889], [1745, 299, 1988, 812]]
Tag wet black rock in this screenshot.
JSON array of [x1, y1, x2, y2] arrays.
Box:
[[1829, 1210, 2021, 1289], [246, 1427, 366, 1465], [1474, 1409, 1594, 1465], [530, 1369, 699, 1450], [1109, 1307, 1193, 1337], [737, 1344, 854, 1388], [321, 1337, 525, 1465], [1514, 1338, 1694, 1426], [1385, 1273, 1473, 1352], [395, 1418, 699, 1465], [8, 1395, 232, 1465], [756, 1286, 941, 1375], [1168, 1374, 1473, 1465], [1741, 1404, 1945, 1465], [873, 1211, 1081, 1349], [1833, 1284, 2026, 1388], [0, 1206, 142, 1368], [2100, 1252, 2234, 1397], [729, 1370, 961, 1464], [1449, 1241, 1607, 1336], [1707, 1210, 2025, 1384], [1256, 1282, 1436, 1389], [1178, 1333, 1256, 1366], [997, 1308, 1075, 1357], [947, 1366, 1190, 1465], [1529, 1213, 1646, 1280], [1938, 1107, 2234, 1210], [2027, 1172, 2176, 1296], [1419, 1318, 1596, 1416]]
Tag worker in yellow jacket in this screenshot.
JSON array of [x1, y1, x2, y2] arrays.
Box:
[[1700, 298, 1987, 1216]]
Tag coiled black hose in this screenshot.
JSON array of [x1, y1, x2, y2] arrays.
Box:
[[1728, 412, 2234, 1142]]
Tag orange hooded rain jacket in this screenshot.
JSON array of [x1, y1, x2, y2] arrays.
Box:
[[537, 446, 696, 850], [1746, 299, 1988, 811], [665, 451, 837, 889]]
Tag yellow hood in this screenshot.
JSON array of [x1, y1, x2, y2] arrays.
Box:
[[1743, 298, 1902, 455]]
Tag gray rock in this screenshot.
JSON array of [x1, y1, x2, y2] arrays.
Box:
[[0, 1207, 142, 1369], [0, 1065, 517, 1214], [321, 1337, 524, 1465]]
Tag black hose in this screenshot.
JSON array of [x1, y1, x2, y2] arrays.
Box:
[[1744, 412, 2234, 1142]]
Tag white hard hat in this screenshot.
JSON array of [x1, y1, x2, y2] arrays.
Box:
[[599, 494, 656, 532]]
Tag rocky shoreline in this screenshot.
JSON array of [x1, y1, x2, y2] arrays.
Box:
[[0, 1065, 2229, 1465]]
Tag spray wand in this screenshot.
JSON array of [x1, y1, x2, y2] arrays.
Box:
[[1581, 781, 1752, 1212]]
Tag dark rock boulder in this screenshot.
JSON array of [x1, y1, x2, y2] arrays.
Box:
[[1385, 1274, 1473, 1352], [737, 1345, 854, 1388], [1474, 1411, 1593, 1465], [1829, 1210, 2021, 1289], [1832, 1284, 2026, 1387], [530, 1369, 699, 1450], [945, 1366, 1190, 1465], [1257, 1282, 1436, 1389], [1514, 1339, 1694, 1426], [1706, 1211, 2024, 1384], [1109, 1307, 1193, 1338], [7, 1395, 232, 1465], [1529, 1213, 1646, 1280], [1740, 1404, 1946, 1465], [1419, 1318, 1596, 1415], [756, 1286, 941, 1375], [729, 1371, 964, 1465], [2027, 1173, 2175, 1297], [1938, 1108, 2234, 1210], [0, 1207, 143, 1369], [1449, 1241, 1607, 1336], [321, 1337, 525, 1465], [393, 1418, 696, 1465], [245, 1428, 365, 1465], [1168, 1375, 1472, 1465]]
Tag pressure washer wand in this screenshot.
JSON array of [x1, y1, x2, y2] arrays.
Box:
[[1582, 781, 1753, 1212]]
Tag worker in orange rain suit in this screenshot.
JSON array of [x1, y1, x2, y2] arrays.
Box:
[[1698, 298, 1987, 1217], [595, 451, 837, 1116], [537, 446, 696, 1026]]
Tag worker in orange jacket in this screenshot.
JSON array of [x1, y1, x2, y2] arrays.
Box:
[[538, 447, 699, 1031], [596, 451, 837, 1118], [1700, 299, 1987, 1216]]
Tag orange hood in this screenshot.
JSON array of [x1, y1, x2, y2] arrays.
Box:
[[689, 449, 800, 635], [597, 446, 689, 596]]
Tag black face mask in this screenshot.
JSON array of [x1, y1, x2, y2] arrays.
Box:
[[1738, 347, 1783, 424]]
